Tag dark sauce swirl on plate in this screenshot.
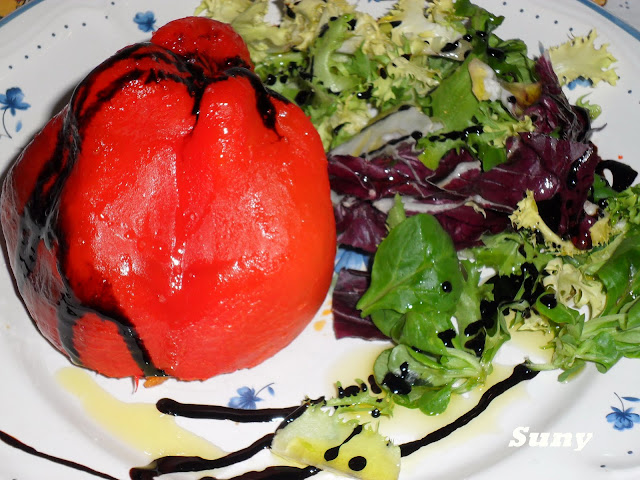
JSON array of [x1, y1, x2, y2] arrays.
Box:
[[1, 364, 538, 479]]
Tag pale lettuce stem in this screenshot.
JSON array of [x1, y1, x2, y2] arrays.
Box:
[[443, 347, 484, 373], [583, 313, 627, 336]]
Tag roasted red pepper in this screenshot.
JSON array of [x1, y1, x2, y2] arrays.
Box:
[[0, 17, 336, 380]]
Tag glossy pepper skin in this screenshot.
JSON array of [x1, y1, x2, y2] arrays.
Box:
[[0, 17, 336, 380]]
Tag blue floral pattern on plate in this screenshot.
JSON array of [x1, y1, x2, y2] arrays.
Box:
[[567, 77, 593, 89], [133, 11, 156, 32], [606, 393, 640, 430], [334, 247, 369, 273], [0, 87, 30, 139], [228, 383, 275, 410]]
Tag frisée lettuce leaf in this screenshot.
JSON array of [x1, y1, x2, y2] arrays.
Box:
[[548, 29, 618, 87]]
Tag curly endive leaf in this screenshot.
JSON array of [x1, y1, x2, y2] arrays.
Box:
[[548, 29, 618, 86]]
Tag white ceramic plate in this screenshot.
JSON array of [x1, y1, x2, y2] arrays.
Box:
[[1, 1, 640, 479]]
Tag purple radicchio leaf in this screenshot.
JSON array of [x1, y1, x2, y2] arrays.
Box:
[[431, 205, 510, 250], [329, 141, 501, 250], [505, 132, 601, 241], [332, 268, 387, 341], [328, 145, 440, 201], [334, 195, 388, 253], [524, 53, 591, 142], [329, 132, 602, 252]]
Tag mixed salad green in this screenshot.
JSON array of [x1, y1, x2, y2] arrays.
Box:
[[196, 0, 638, 429]]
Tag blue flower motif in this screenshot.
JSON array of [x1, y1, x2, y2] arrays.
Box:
[[334, 247, 369, 273], [606, 393, 640, 431], [228, 383, 275, 410], [567, 77, 593, 90], [1, 87, 30, 139], [1, 87, 30, 115], [134, 11, 156, 32]]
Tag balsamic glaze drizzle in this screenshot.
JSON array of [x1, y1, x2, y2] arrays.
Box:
[[0, 364, 538, 479], [399, 363, 539, 456], [200, 465, 321, 479], [156, 398, 299, 422], [0, 430, 119, 480], [129, 434, 275, 480], [596, 159, 638, 192], [324, 424, 364, 461]]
